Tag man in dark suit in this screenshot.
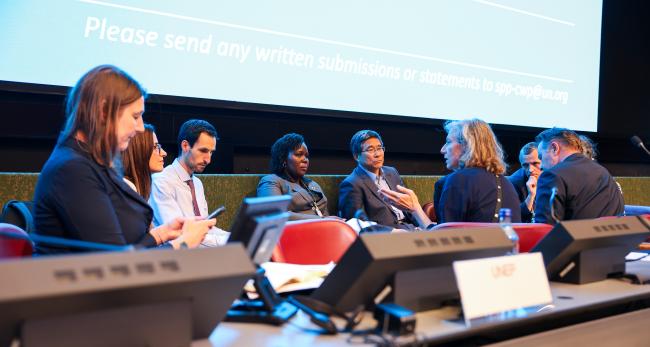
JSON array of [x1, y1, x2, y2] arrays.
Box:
[[507, 142, 541, 222], [338, 130, 415, 229], [534, 128, 624, 224]]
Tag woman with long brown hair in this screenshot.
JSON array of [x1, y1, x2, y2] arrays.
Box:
[[121, 124, 167, 200], [33, 65, 213, 253]]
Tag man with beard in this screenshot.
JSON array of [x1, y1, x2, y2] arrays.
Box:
[[150, 119, 219, 227]]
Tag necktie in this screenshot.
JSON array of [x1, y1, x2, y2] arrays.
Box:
[[186, 179, 202, 217]]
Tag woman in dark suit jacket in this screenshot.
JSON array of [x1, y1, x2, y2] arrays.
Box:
[[33, 65, 213, 254], [380, 118, 520, 225], [257, 133, 331, 221]]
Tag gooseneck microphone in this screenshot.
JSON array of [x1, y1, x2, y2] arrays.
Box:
[[630, 135, 650, 156], [353, 208, 393, 233], [353, 208, 367, 232], [0, 230, 135, 252], [550, 187, 560, 225]]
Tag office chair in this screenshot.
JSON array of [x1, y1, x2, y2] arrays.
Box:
[[432, 222, 552, 253], [272, 219, 357, 264], [0, 223, 33, 258]]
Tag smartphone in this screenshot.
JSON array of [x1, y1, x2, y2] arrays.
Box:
[[207, 205, 226, 219]]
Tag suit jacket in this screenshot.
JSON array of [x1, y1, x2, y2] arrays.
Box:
[[33, 137, 156, 254], [507, 167, 534, 222], [534, 153, 624, 224], [338, 166, 414, 228], [257, 174, 329, 221], [507, 168, 528, 202], [432, 175, 447, 223], [439, 167, 521, 223]]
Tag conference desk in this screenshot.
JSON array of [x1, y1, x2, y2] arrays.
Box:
[[197, 262, 650, 346]]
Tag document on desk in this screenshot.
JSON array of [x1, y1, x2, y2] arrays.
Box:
[[453, 253, 552, 322], [626, 252, 650, 261], [246, 262, 335, 294], [345, 218, 376, 234]]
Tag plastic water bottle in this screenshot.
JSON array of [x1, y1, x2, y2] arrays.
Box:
[[499, 208, 519, 254]]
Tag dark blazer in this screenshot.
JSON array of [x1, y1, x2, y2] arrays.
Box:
[[257, 174, 329, 221], [338, 166, 414, 228], [534, 153, 624, 224], [507, 168, 528, 202], [432, 175, 447, 223], [507, 168, 534, 222], [33, 137, 156, 254], [439, 167, 521, 223]]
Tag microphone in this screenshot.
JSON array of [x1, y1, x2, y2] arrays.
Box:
[[352, 209, 392, 233], [630, 135, 650, 156], [353, 208, 368, 233], [286, 296, 337, 334], [0, 230, 135, 252], [353, 208, 368, 222], [550, 187, 560, 224], [286, 295, 363, 335]]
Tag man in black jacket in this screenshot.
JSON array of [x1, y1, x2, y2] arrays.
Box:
[[533, 128, 624, 224]]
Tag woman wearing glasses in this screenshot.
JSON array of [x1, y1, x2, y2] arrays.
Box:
[[257, 133, 334, 221], [122, 123, 167, 200], [338, 129, 417, 229]]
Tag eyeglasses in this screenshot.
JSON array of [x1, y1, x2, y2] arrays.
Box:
[[361, 146, 386, 155], [153, 143, 163, 155]]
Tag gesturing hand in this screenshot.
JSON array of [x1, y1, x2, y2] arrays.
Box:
[[379, 185, 420, 212]]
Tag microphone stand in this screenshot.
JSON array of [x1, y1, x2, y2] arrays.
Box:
[[550, 187, 560, 225], [637, 142, 650, 156], [0, 230, 134, 252], [631, 135, 650, 156]]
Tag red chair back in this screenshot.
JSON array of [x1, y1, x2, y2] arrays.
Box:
[[272, 219, 357, 264], [432, 222, 553, 253], [511, 223, 553, 252], [0, 223, 33, 258]]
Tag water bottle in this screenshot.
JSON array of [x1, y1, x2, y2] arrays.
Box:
[[499, 208, 519, 254]]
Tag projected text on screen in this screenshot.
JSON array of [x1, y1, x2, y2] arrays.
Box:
[[0, 0, 603, 131]]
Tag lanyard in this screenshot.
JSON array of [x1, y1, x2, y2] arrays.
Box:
[[300, 180, 323, 217]]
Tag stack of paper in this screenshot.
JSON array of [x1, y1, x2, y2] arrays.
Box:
[[245, 262, 336, 294]]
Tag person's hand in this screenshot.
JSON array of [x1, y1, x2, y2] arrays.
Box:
[[150, 217, 185, 244], [526, 174, 538, 196], [170, 218, 217, 249], [379, 185, 420, 212], [525, 175, 539, 212]]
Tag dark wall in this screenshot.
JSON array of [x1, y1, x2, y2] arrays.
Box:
[[0, 0, 648, 175], [595, 0, 650, 174]]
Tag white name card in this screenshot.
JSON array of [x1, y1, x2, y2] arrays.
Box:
[[453, 253, 552, 321]]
